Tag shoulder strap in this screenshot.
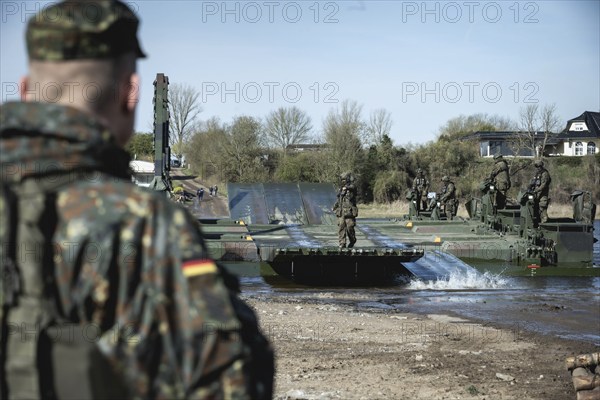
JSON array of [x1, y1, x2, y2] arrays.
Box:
[[1, 183, 21, 399], [2, 178, 61, 399], [1, 183, 21, 308]]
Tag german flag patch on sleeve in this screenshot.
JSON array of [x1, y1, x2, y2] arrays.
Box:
[[182, 259, 218, 277]]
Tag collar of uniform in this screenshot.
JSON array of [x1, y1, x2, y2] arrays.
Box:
[[0, 101, 131, 182]]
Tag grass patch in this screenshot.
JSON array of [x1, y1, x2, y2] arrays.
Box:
[[358, 200, 575, 219], [358, 200, 409, 218]]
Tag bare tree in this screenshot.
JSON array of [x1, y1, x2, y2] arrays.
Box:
[[220, 116, 266, 182], [264, 106, 312, 155], [540, 104, 561, 137], [512, 104, 561, 158], [323, 99, 365, 179], [186, 117, 227, 179], [168, 83, 202, 158], [438, 113, 515, 140], [323, 99, 364, 140], [512, 104, 538, 158], [538, 104, 562, 157], [366, 108, 393, 145]]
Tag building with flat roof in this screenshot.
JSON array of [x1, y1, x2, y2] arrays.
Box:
[[130, 160, 154, 187]]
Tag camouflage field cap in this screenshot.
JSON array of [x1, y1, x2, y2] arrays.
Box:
[[27, 0, 146, 61], [534, 159, 544, 167], [441, 176, 450, 182], [493, 154, 503, 160]]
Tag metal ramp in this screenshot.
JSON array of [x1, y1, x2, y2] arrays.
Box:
[[227, 183, 269, 224], [357, 224, 479, 281], [299, 183, 338, 225], [403, 251, 478, 281], [357, 224, 411, 249], [263, 183, 309, 225], [228, 182, 338, 225]]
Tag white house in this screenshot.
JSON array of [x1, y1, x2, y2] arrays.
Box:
[[554, 111, 599, 156], [468, 111, 599, 158]]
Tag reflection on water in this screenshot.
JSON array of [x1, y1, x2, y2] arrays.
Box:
[[241, 221, 600, 344]]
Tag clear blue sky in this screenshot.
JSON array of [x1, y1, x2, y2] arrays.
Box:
[[2, 0, 599, 144]]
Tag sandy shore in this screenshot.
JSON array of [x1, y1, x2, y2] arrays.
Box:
[[244, 295, 597, 400]]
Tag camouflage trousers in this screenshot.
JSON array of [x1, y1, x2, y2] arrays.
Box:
[[338, 217, 356, 248], [442, 200, 457, 221], [536, 195, 549, 223], [416, 191, 428, 212], [494, 189, 508, 210]]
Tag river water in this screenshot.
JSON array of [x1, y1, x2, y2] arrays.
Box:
[[241, 221, 600, 345]]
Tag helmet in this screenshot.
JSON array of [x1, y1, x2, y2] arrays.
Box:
[[341, 172, 355, 183], [534, 160, 544, 167], [493, 154, 502, 160], [416, 168, 423, 175], [441, 176, 450, 182]]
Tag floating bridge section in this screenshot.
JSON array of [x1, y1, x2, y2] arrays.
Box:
[[199, 183, 597, 279], [194, 183, 485, 284]]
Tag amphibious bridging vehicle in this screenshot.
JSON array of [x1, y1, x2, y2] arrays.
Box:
[[197, 182, 597, 284]]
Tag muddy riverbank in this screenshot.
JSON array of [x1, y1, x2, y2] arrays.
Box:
[[245, 295, 597, 400]]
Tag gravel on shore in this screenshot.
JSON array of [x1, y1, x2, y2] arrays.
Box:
[[244, 295, 597, 400]]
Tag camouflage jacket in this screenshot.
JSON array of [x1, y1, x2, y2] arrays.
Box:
[[333, 190, 358, 218], [0, 102, 273, 399], [440, 182, 456, 203], [533, 168, 551, 197], [412, 176, 429, 193], [337, 182, 357, 205], [490, 160, 511, 191]]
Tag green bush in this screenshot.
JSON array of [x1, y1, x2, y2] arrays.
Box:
[[373, 170, 409, 203], [126, 132, 154, 158], [552, 156, 582, 167], [274, 152, 327, 182]]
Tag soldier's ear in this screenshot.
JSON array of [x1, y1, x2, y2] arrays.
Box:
[[19, 76, 29, 101], [123, 73, 140, 114]]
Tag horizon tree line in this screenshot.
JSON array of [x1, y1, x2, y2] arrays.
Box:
[[126, 83, 598, 203]]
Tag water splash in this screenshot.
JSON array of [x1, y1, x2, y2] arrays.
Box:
[[408, 269, 510, 290]]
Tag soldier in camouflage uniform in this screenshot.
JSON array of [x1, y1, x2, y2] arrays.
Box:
[[412, 168, 430, 213], [333, 173, 358, 248], [531, 159, 551, 223], [489, 154, 511, 210], [439, 176, 457, 220], [0, 2, 273, 399]]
